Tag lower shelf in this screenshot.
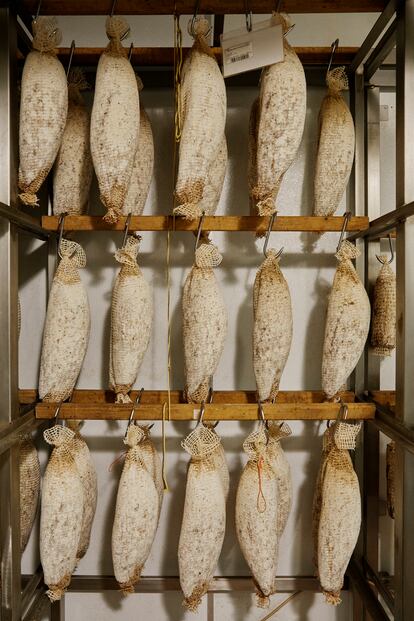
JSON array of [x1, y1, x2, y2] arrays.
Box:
[[19, 390, 376, 421]]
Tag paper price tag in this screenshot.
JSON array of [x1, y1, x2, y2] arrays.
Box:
[[220, 18, 284, 78]]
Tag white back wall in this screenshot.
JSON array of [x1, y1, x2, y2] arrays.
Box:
[[19, 11, 396, 621]]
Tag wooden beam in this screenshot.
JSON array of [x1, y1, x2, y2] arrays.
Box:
[[19, 1, 387, 15], [48, 46, 358, 67], [41, 215, 369, 233], [19, 389, 360, 404], [34, 401, 375, 420]]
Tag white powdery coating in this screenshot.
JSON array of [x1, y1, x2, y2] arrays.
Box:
[[111, 443, 159, 592], [90, 52, 139, 221], [198, 136, 227, 216], [371, 260, 396, 357], [109, 241, 153, 401], [53, 99, 93, 215], [68, 429, 98, 560], [19, 50, 68, 201], [122, 107, 154, 215], [178, 461, 226, 610], [253, 252, 293, 402], [175, 42, 227, 217], [312, 427, 334, 573], [248, 97, 259, 211], [211, 441, 230, 499], [267, 423, 292, 539], [39, 275, 90, 403], [322, 241, 370, 400], [183, 261, 227, 403], [255, 41, 306, 214], [235, 460, 278, 605], [318, 448, 361, 604], [40, 427, 83, 601], [138, 432, 164, 520], [314, 91, 355, 217], [19, 437, 41, 552]]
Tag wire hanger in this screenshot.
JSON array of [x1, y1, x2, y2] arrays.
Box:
[[194, 211, 206, 253], [195, 400, 206, 428], [327, 400, 348, 428], [66, 40, 76, 77], [128, 42, 133, 61], [124, 387, 144, 439], [110, 0, 131, 40], [327, 38, 339, 75], [336, 211, 351, 253], [263, 213, 284, 259], [122, 213, 141, 248], [244, 0, 252, 32], [53, 402, 63, 425], [376, 233, 394, 264]]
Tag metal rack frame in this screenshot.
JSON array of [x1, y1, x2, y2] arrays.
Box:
[[1, 0, 413, 619]]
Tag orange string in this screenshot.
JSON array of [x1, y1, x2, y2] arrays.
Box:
[[257, 456, 267, 513], [108, 450, 127, 472]]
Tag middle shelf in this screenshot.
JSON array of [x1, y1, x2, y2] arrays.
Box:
[[42, 215, 369, 233], [19, 390, 376, 420]]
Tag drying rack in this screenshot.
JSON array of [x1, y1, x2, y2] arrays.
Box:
[[0, 1, 413, 619]]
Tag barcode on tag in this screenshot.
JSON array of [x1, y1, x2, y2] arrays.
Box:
[[223, 42, 253, 66]]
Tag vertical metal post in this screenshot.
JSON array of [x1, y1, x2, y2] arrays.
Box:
[[395, 2, 414, 619], [363, 88, 381, 606], [0, 4, 21, 621], [349, 67, 367, 621]]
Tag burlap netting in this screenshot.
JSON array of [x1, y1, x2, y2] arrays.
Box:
[[371, 257, 396, 356], [19, 436, 41, 552], [112, 423, 160, 594], [56, 239, 86, 284], [53, 68, 93, 216], [236, 427, 278, 607], [251, 12, 306, 222], [174, 16, 226, 220], [178, 420, 226, 611], [326, 66, 349, 96], [109, 235, 152, 403], [386, 441, 396, 519], [18, 16, 67, 207], [183, 242, 227, 403], [312, 426, 335, 573], [114, 235, 141, 276], [182, 424, 221, 461], [253, 249, 293, 403], [322, 240, 371, 400], [32, 16, 62, 54], [90, 15, 139, 224], [41, 425, 83, 602], [39, 238, 90, 403], [316, 421, 361, 606], [65, 421, 98, 561]]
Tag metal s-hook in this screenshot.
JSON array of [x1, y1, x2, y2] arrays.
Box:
[[327, 399, 348, 428], [57, 213, 67, 259], [66, 40, 76, 77], [110, 0, 117, 16], [53, 402, 63, 425], [122, 213, 132, 248], [194, 211, 206, 253], [327, 38, 339, 75], [34, 0, 42, 20], [195, 400, 206, 428], [275, 0, 282, 12], [263, 213, 284, 259], [124, 387, 144, 438], [244, 0, 252, 32], [128, 42, 133, 61], [336, 211, 351, 253], [189, 0, 200, 36], [376, 233, 394, 265], [110, 0, 130, 39]]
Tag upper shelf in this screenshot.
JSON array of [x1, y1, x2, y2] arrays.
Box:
[[42, 215, 369, 232], [19, 1, 387, 14], [50, 46, 359, 67]]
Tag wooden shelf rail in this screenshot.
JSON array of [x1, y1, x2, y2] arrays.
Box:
[[41, 215, 369, 233], [18, 390, 376, 420], [48, 46, 360, 67], [19, 1, 389, 15]]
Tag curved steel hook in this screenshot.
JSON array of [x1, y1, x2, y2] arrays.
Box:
[[122, 213, 132, 248], [124, 387, 144, 438], [327, 38, 339, 75], [195, 400, 206, 428], [53, 402, 63, 425], [194, 211, 206, 253], [376, 233, 394, 265], [66, 40, 76, 77], [336, 211, 352, 252], [57, 213, 67, 259], [275, 0, 282, 12], [128, 42, 133, 61], [244, 0, 252, 32], [263, 213, 284, 259]]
